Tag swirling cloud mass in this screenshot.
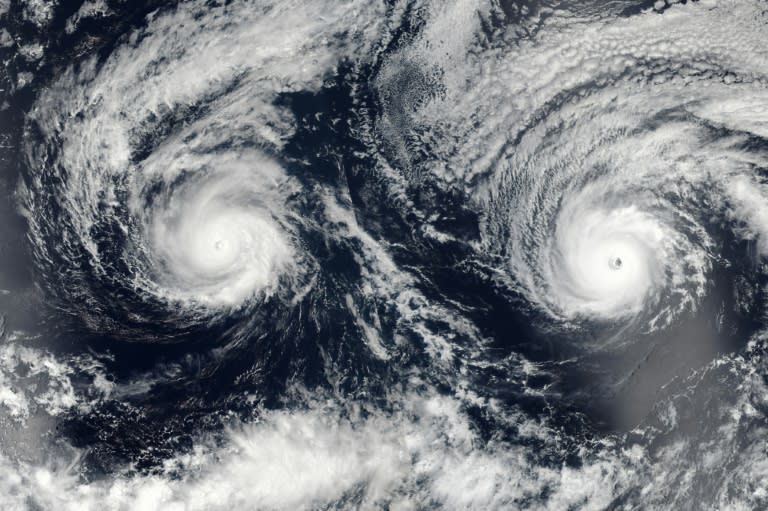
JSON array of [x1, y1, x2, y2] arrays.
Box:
[[2, 0, 768, 510]]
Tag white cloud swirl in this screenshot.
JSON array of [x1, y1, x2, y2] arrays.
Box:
[[138, 152, 296, 307], [375, 0, 768, 330], [20, 0, 385, 317]]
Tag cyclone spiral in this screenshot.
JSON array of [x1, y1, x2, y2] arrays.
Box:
[[2, 0, 768, 510], [374, 0, 768, 340], [483, 11, 768, 336], [18, 0, 384, 332]]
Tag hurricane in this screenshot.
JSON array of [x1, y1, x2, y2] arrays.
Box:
[[2, 0, 768, 510], [17, 0, 374, 333]]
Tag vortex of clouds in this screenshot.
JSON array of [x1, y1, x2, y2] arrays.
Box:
[[136, 151, 297, 307], [545, 200, 684, 322], [7, 0, 768, 510], [374, 0, 768, 332], [497, 112, 721, 328], [19, 0, 384, 322]]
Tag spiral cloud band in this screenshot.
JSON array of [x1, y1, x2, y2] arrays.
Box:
[[373, 0, 768, 333], [140, 153, 296, 307], [20, 0, 384, 322]]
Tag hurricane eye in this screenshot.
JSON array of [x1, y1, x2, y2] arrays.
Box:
[[139, 160, 300, 308]]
